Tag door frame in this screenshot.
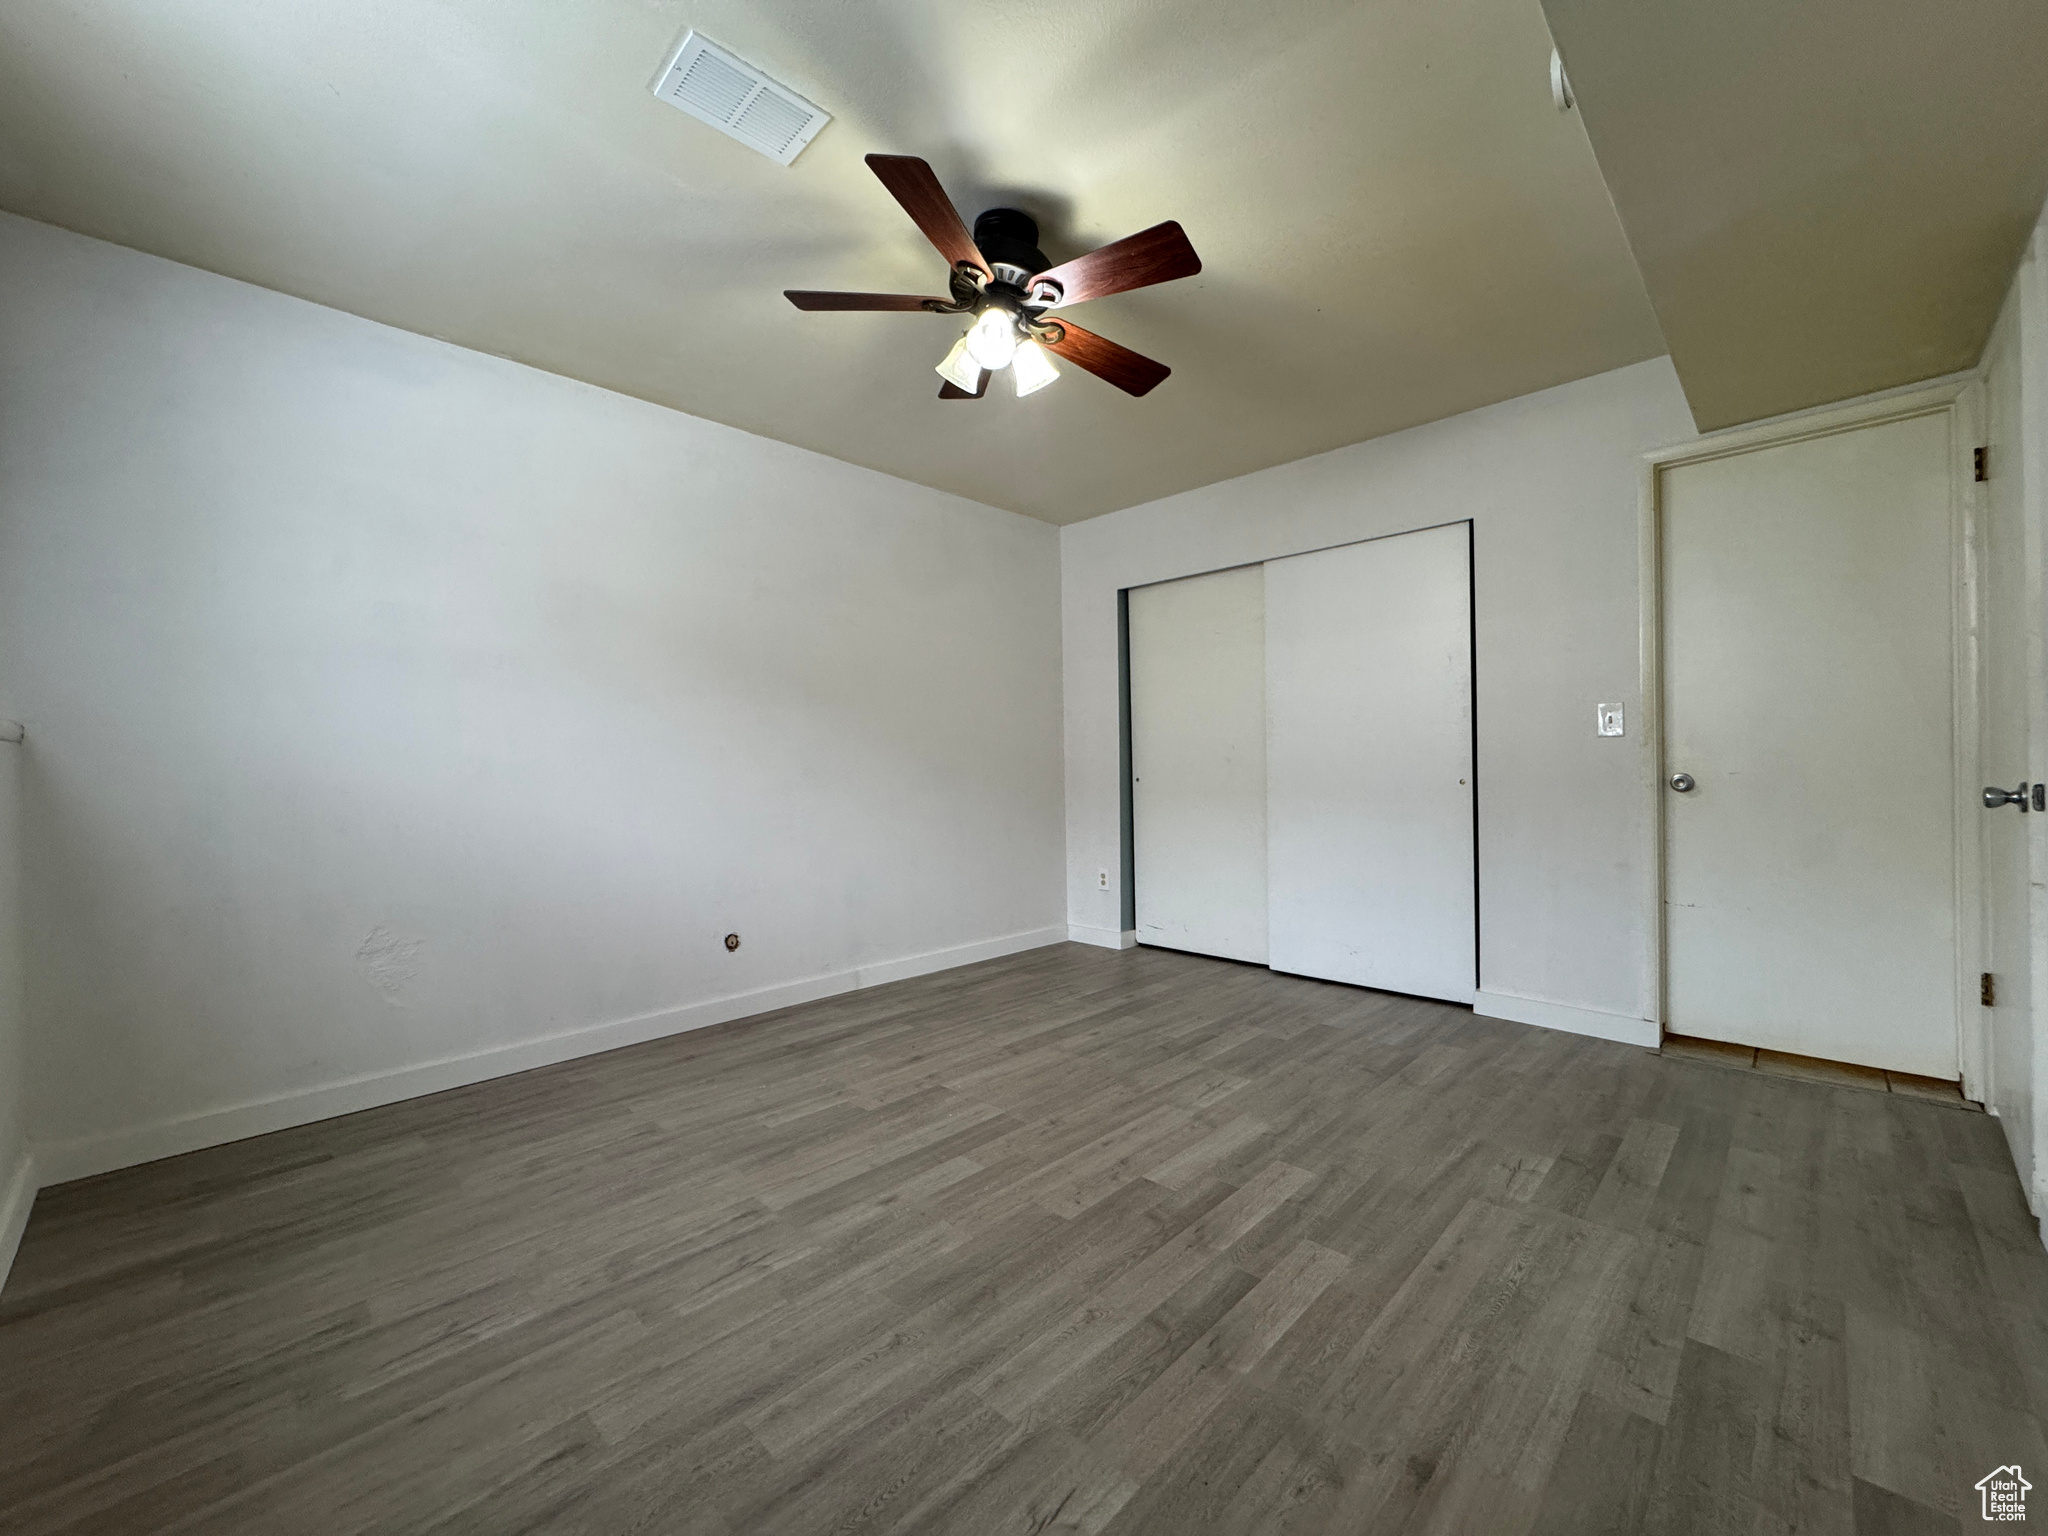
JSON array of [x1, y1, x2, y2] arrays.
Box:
[[1637, 381, 1987, 1093]]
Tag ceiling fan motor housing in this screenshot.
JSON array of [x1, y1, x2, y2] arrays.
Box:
[[972, 208, 1049, 288]]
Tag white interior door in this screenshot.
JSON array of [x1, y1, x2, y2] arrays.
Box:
[[1266, 523, 1475, 1002], [1129, 564, 1268, 963], [1661, 411, 1958, 1077]]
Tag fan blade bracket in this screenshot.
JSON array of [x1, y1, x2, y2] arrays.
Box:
[[945, 262, 988, 310]]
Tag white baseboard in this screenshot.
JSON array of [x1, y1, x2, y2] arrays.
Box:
[[0, 1149, 35, 1296], [1068, 924, 1137, 950], [849, 925, 1064, 988], [33, 924, 1067, 1189], [1474, 988, 1660, 1050]]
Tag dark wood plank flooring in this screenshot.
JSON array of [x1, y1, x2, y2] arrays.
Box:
[[2, 942, 2044, 1534]]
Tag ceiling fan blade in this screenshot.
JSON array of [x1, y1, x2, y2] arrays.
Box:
[[1040, 321, 1170, 397], [938, 369, 990, 399], [785, 291, 947, 311], [1027, 221, 1201, 308], [865, 155, 991, 280]]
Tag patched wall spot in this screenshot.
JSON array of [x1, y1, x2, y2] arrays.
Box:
[[356, 925, 423, 999]]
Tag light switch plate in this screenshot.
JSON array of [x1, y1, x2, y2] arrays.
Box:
[[1597, 702, 1625, 737]]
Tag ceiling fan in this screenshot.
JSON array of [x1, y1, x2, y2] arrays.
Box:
[[786, 155, 1202, 401]]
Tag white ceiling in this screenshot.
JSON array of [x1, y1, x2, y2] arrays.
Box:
[[1544, 0, 2048, 431], [0, 0, 1667, 523]]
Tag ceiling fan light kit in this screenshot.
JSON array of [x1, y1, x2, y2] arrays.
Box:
[[786, 154, 1201, 402]]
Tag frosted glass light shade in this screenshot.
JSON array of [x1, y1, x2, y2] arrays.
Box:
[[1012, 341, 1060, 397], [935, 332, 983, 393]]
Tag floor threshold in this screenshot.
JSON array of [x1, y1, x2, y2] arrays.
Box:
[[1660, 1033, 1983, 1109]]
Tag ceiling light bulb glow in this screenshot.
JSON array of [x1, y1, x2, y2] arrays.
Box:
[[965, 308, 1020, 371], [935, 331, 983, 393], [1011, 341, 1060, 397]]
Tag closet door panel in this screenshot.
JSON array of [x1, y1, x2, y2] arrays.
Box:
[[1266, 524, 1475, 1001], [1129, 564, 1268, 962]]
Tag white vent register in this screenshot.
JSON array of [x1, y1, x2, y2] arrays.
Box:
[[652, 32, 829, 165]]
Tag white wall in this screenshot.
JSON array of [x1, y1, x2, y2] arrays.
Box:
[[1062, 358, 1699, 1042], [0, 213, 1065, 1186], [1982, 211, 2048, 1221]]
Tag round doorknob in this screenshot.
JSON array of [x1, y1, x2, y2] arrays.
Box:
[[1669, 772, 1696, 793]]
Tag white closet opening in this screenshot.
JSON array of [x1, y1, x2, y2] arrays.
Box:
[[1126, 522, 1477, 1003]]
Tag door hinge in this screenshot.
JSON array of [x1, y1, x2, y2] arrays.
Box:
[[1975, 446, 1989, 482], [1982, 971, 1997, 1007]]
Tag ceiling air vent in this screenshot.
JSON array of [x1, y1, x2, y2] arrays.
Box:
[[652, 32, 830, 166]]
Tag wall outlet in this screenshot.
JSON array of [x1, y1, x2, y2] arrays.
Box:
[[1596, 702, 1625, 737], [1098, 868, 1110, 890]]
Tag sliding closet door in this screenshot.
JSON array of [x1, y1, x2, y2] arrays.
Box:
[[1266, 523, 1475, 1002], [1128, 565, 1268, 962]]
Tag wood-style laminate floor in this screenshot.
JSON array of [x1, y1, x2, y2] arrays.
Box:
[[3, 942, 2045, 1535]]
